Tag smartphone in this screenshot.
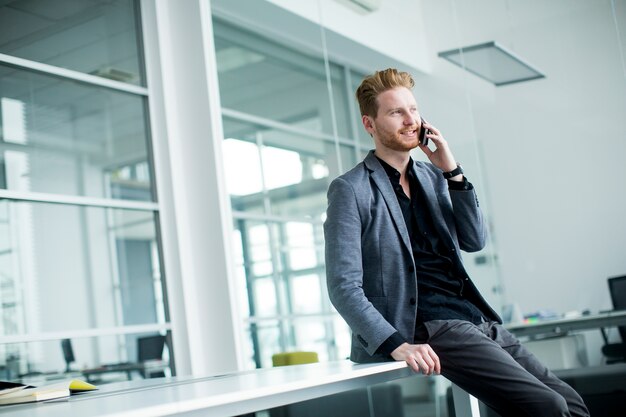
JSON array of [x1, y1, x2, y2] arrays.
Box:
[[419, 118, 429, 147]]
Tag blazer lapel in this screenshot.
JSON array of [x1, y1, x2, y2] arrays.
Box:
[[364, 152, 413, 256]]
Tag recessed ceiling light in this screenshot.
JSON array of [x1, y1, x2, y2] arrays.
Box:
[[438, 41, 545, 86]]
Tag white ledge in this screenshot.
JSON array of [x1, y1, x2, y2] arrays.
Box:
[[5, 361, 420, 417]]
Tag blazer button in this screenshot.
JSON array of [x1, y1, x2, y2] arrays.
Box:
[[410, 297, 416, 305]]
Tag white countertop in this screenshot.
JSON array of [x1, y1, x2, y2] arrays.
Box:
[[2, 361, 417, 417]]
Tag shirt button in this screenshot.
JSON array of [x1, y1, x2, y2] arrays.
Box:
[[451, 248, 456, 253], [410, 298, 416, 305]]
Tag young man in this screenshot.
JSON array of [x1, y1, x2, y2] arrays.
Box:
[[324, 68, 589, 416]]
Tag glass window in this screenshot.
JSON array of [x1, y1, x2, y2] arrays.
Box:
[[226, 138, 356, 367], [253, 320, 281, 368], [0, 0, 168, 384], [0, 65, 153, 201], [291, 319, 329, 359], [0, 0, 144, 86], [214, 19, 352, 138], [289, 275, 322, 313], [285, 222, 318, 272], [350, 69, 372, 145], [233, 217, 335, 367], [222, 117, 355, 218], [0, 200, 164, 337], [215, 13, 363, 369], [0, 333, 171, 384]]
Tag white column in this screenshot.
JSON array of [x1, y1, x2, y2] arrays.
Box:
[[141, 0, 243, 375]]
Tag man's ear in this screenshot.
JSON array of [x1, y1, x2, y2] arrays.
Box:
[[362, 115, 375, 136]]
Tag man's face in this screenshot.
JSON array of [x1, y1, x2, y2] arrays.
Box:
[[364, 87, 421, 152]]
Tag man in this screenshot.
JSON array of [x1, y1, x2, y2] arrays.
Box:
[[324, 68, 589, 417]]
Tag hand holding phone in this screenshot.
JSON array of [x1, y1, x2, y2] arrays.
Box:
[[419, 117, 429, 147]]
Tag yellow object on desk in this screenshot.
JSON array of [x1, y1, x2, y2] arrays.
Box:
[[272, 351, 319, 367]]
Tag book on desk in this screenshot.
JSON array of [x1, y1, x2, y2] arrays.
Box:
[[0, 379, 97, 405]]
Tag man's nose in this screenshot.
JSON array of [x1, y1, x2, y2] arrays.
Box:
[[403, 114, 416, 125]]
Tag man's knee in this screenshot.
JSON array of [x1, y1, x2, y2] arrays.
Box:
[[538, 391, 569, 416]]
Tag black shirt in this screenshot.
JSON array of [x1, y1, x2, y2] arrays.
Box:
[[375, 156, 487, 356]]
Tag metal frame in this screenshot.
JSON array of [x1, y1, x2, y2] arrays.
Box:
[[1, 323, 172, 344], [222, 107, 357, 147], [0, 53, 149, 96], [0, 189, 158, 211]]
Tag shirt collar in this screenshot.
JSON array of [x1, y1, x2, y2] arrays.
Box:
[[375, 155, 414, 184]]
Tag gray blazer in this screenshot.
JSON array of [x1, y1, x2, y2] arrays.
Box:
[[324, 151, 500, 363]]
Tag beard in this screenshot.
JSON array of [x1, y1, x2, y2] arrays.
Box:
[[375, 125, 420, 152]]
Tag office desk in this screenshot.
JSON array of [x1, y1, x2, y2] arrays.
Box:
[[2, 360, 481, 417], [81, 363, 144, 382], [506, 310, 626, 339], [81, 361, 168, 382]]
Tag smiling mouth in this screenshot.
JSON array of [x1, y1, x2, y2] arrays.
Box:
[[400, 129, 418, 136]]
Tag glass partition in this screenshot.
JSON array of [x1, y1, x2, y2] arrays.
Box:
[[223, 116, 354, 219], [0, 0, 144, 86], [216, 25, 361, 362], [232, 215, 344, 368], [213, 19, 352, 139], [0, 332, 171, 384], [0, 201, 164, 337], [0, 0, 167, 385], [0, 65, 152, 201]]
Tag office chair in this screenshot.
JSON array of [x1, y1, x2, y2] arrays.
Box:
[[61, 339, 75, 373], [137, 334, 166, 378], [601, 275, 626, 364]]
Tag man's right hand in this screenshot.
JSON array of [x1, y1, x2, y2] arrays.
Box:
[[391, 342, 441, 375]]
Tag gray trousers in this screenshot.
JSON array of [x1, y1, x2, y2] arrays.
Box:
[[415, 320, 590, 417]]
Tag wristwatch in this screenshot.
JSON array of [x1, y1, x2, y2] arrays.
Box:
[[442, 163, 463, 179]]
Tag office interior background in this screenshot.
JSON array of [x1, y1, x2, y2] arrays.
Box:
[[0, 0, 625, 412]]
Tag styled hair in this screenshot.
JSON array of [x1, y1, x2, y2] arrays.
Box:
[[356, 68, 415, 118]]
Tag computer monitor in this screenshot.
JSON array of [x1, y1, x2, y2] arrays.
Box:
[[61, 339, 75, 372], [137, 335, 166, 362], [608, 275, 626, 341]]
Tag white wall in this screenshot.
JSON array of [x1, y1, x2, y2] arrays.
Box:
[[418, 0, 626, 318], [409, 1, 626, 366]]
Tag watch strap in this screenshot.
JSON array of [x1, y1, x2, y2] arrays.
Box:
[[443, 164, 463, 179]]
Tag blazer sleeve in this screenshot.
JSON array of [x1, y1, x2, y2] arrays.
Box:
[[449, 185, 487, 252], [324, 177, 397, 355]]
